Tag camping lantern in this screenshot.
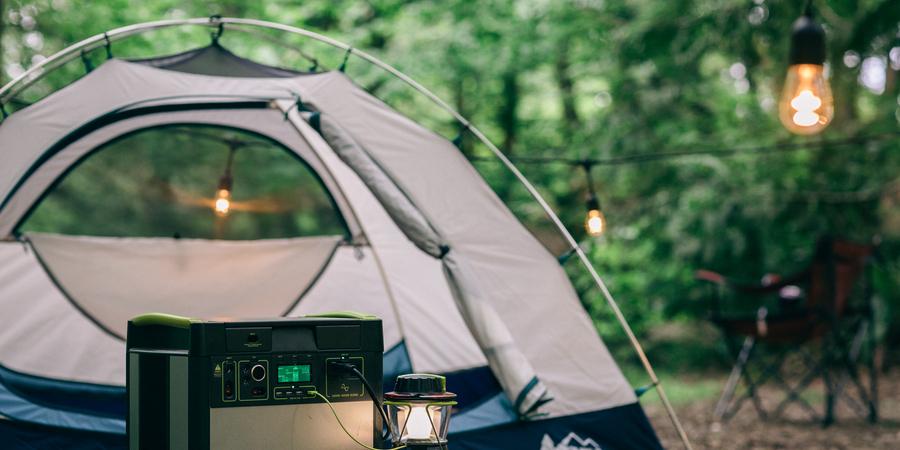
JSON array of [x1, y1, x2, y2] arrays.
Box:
[[384, 374, 456, 448]]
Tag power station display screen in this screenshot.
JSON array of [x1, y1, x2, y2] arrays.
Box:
[[277, 364, 311, 383]]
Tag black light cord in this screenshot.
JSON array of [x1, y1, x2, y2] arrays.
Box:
[[468, 131, 900, 167], [331, 362, 394, 442], [804, 0, 814, 16], [173, 126, 899, 170]]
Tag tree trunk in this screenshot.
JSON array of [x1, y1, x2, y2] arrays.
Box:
[[828, 33, 858, 130], [452, 73, 472, 155], [554, 37, 580, 129], [498, 70, 519, 155]]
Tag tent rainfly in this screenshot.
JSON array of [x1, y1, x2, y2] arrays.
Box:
[[0, 18, 690, 450]]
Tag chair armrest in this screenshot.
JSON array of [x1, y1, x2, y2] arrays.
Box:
[[695, 269, 809, 296], [695, 270, 726, 285]]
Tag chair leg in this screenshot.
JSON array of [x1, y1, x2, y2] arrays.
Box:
[[841, 322, 876, 419], [771, 348, 821, 421], [844, 318, 878, 423], [742, 367, 768, 421], [825, 317, 880, 424], [822, 340, 835, 427], [867, 319, 879, 423], [715, 337, 755, 421], [869, 355, 878, 423]]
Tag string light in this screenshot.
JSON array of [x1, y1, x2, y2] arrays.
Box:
[[214, 176, 232, 216], [585, 196, 606, 237], [779, 3, 833, 135], [214, 143, 238, 217], [582, 163, 606, 237]]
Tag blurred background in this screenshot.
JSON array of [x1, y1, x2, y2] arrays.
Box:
[[2, 1, 898, 446]]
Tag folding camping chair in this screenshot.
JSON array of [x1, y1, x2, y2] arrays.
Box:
[[696, 236, 879, 425]]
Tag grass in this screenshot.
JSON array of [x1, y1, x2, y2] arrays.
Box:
[[620, 365, 724, 407]]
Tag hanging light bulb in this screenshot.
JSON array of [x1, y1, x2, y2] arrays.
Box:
[[213, 143, 237, 216], [778, 5, 833, 135], [585, 195, 606, 237], [214, 174, 232, 216], [580, 161, 606, 237]]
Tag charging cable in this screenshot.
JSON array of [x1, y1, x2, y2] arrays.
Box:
[[329, 362, 393, 441], [309, 390, 406, 450]]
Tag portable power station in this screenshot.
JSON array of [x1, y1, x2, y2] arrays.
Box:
[[126, 313, 384, 450]]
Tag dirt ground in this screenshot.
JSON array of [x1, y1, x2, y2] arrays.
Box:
[[644, 369, 900, 449]]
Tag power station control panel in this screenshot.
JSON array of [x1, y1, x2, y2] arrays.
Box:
[[210, 352, 368, 407]]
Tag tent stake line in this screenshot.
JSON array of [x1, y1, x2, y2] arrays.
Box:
[[0, 17, 693, 449]]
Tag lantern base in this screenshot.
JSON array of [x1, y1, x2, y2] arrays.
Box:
[[404, 444, 444, 450]]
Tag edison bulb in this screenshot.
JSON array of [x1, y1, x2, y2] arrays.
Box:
[[404, 406, 434, 440], [214, 188, 231, 216], [779, 64, 833, 135], [585, 208, 606, 237]]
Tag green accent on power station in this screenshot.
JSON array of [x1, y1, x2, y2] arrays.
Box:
[[304, 311, 378, 320], [131, 313, 200, 329], [383, 400, 457, 407]]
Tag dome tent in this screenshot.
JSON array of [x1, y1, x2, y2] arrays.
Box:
[[0, 18, 688, 450]]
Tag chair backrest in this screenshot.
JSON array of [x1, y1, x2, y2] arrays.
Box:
[[806, 237, 874, 317]]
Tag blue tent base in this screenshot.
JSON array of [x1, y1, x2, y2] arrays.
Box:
[[450, 403, 663, 450], [1, 358, 661, 450], [0, 418, 126, 450], [0, 404, 661, 450]]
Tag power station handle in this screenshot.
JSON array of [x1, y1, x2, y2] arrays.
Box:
[[130, 313, 199, 329], [304, 311, 378, 320]]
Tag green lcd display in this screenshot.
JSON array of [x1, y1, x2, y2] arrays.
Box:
[[277, 364, 311, 383]]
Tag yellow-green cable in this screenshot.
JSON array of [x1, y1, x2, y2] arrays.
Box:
[[310, 391, 406, 450]]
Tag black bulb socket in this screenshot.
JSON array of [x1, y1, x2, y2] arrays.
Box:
[[788, 13, 826, 66]]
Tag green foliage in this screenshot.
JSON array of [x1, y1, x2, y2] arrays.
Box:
[[2, 0, 898, 371]]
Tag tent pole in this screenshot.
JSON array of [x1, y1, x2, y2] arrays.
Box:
[[0, 18, 694, 449]]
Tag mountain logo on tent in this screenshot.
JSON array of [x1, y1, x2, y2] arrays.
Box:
[[540, 432, 602, 450]]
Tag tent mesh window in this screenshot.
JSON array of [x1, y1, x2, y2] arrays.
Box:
[[19, 125, 348, 240]]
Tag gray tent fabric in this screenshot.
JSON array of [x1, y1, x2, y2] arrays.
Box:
[[442, 256, 551, 417], [0, 58, 636, 420], [313, 113, 446, 258], [300, 72, 637, 416], [25, 233, 343, 338], [310, 111, 549, 416], [130, 43, 306, 78], [283, 106, 490, 377]]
